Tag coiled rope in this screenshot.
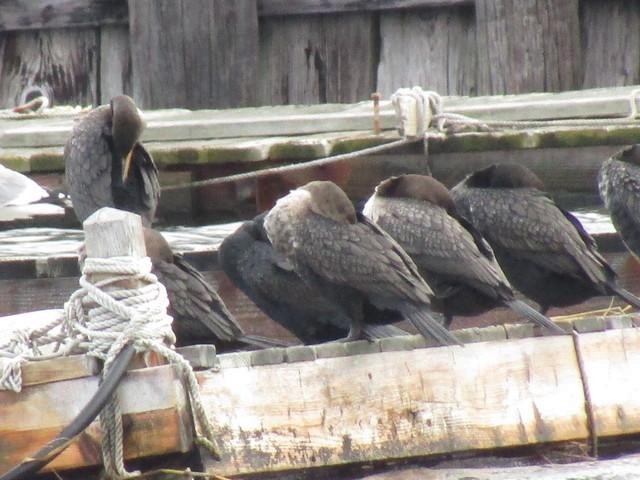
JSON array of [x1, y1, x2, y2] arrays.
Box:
[[0, 254, 220, 478]]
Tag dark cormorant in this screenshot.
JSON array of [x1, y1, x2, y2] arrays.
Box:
[[144, 228, 281, 348], [364, 174, 564, 333], [64, 95, 160, 226], [599, 144, 640, 259], [263, 180, 460, 346], [219, 213, 409, 344], [64, 96, 272, 348], [451, 163, 640, 313]]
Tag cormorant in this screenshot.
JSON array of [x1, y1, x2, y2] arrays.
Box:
[[599, 144, 640, 259], [64, 95, 271, 348], [263, 180, 460, 346], [64, 95, 159, 226], [144, 228, 282, 349], [219, 213, 409, 344], [451, 163, 640, 313], [364, 174, 564, 333]]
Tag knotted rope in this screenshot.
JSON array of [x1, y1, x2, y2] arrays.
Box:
[[0, 254, 220, 479]]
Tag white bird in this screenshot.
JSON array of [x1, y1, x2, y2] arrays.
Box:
[[0, 165, 49, 207]]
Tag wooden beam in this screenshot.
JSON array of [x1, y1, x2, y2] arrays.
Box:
[[3, 86, 640, 149], [0, 364, 193, 473], [200, 334, 591, 476], [0, 0, 128, 33], [359, 453, 640, 479], [258, 0, 473, 16]]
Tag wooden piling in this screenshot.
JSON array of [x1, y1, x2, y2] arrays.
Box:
[[0, 208, 194, 474]]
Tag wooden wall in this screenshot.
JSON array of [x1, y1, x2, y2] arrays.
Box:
[[0, 0, 636, 109]]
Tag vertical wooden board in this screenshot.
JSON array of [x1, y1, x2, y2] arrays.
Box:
[[474, 0, 580, 94], [208, 0, 259, 108], [99, 24, 131, 103], [200, 336, 588, 476], [0, 28, 98, 108], [129, 0, 187, 109], [581, 0, 640, 88], [377, 6, 477, 97], [578, 328, 640, 437], [258, 12, 376, 106], [130, 0, 258, 109]]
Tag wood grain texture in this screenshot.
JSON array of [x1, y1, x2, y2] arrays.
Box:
[[474, 0, 581, 94], [129, 0, 258, 109], [0, 28, 98, 108], [99, 24, 131, 103], [258, 12, 377, 105], [581, 0, 640, 88], [0, 364, 192, 472], [377, 6, 477, 97], [0, 0, 127, 32], [200, 335, 589, 476], [259, 0, 473, 16]]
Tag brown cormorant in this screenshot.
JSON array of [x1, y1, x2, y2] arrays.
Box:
[[364, 174, 564, 333], [144, 228, 281, 348], [64, 95, 160, 226], [599, 144, 640, 259], [219, 213, 409, 344], [263, 180, 460, 346], [451, 163, 640, 313]]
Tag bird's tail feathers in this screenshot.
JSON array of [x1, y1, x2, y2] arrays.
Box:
[[405, 307, 463, 347], [505, 299, 566, 335], [239, 334, 293, 349], [362, 324, 411, 339]]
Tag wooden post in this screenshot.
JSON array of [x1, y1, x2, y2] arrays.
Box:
[[474, 0, 581, 94], [128, 0, 259, 109], [0, 207, 194, 474]]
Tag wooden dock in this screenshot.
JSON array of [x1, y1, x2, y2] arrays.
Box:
[[2, 85, 640, 225]]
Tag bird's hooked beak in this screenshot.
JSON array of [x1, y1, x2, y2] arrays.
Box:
[[122, 149, 134, 183]]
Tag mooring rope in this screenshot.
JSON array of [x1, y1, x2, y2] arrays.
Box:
[[0, 254, 220, 479]]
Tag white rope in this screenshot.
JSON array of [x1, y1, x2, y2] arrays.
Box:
[[0, 253, 220, 479]]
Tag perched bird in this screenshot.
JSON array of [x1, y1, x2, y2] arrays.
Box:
[[0, 164, 49, 207], [451, 163, 640, 313], [144, 228, 282, 348], [599, 144, 640, 259], [263, 180, 460, 346], [64, 94, 159, 226], [219, 213, 409, 344], [64, 95, 267, 348], [363, 174, 563, 333]]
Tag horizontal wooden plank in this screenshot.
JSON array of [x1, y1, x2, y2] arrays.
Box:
[[0, 0, 128, 32], [3, 86, 640, 151], [259, 0, 473, 16], [360, 453, 640, 480], [200, 335, 590, 476], [0, 364, 192, 472]]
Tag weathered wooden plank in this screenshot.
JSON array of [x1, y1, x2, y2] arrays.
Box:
[[258, 12, 376, 105], [99, 24, 131, 103], [5, 86, 640, 150], [0, 364, 193, 472], [200, 335, 589, 476], [377, 6, 477, 97], [0, 28, 99, 109], [578, 328, 640, 437], [129, 0, 258, 110], [474, 0, 581, 95], [581, 0, 640, 89], [21, 355, 100, 387], [0, 0, 128, 32], [259, 0, 473, 16], [359, 453, 640, 480]]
